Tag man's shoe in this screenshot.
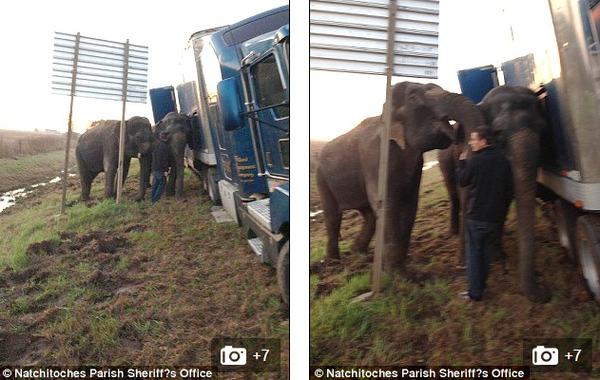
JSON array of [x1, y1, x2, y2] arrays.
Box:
[[458, 291, 482, 302], [458, 291, 471, 300]]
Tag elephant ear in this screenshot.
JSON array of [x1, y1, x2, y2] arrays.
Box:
[[389, 119, 406, 148], [453, 122, 465, 145], [152, 120, 164, 138]]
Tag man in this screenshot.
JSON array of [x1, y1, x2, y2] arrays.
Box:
[[151, 130, 170, 203], [458, 125, 513, 301]]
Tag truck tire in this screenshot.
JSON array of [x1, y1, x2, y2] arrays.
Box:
[[575, 214, 600, 302], [277, 240, 290, 305], [555, 198, 580, 262]]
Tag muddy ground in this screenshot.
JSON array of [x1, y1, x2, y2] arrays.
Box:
[[309, 140, 599, 378], [0, 163, 289, 379]]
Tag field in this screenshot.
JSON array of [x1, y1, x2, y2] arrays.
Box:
[[0, 129, 72, 160], [309, 141, 599, 379], [0, 156, 289, 379]]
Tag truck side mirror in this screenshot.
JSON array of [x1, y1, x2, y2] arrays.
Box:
[[217, 78, 242, 131]]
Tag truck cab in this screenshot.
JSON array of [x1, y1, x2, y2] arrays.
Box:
[[219, 24, 290, 305], [148, 6, 290, 304]]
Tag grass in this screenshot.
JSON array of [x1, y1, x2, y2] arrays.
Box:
[[0, 159, 289, 375], [0, 149, 77, 193], [0, 129, 69, 159], [310, 142, 600, 378]]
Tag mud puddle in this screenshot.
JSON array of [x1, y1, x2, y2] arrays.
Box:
[[0, 175, 73, 213]]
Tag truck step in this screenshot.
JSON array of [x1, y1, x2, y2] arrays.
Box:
[[248, 237, 264, 257], [247, 198, 271, 230]]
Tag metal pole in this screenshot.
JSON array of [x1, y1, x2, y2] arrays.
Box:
[[371, 0, 398, 294], [116, 39, 130, 204], [60, 32, 80, 214]]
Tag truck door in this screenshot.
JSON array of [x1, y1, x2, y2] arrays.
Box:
[[247, 40, 290, 181]]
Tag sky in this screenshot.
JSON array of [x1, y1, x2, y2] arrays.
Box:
[[310, 0, 554, 141], [0, 0, 289, 132]]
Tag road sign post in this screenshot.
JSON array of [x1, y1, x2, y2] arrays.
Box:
[[116, 40, 130, 205], [52, 33, 148, 211], [59, 33, 81, 215], [310, 0, 439, 297]]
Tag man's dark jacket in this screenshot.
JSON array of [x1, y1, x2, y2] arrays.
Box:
[[152, 139, 170, 173], [458, 146, 513, 223]]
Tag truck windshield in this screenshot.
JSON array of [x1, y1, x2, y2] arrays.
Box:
[[251, 54, 289, 119]]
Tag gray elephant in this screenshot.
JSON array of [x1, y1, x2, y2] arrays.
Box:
[[145, 112, 193, 200], [439, 85, 550, 302], [438, 124, 466, 236], [316, 82, 484, 272], [75, 116, 153, 201]]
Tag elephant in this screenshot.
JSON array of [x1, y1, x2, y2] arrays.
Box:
[[75, 116, 154, 201], [316, 81, 484, 272], [149, 112, 193, 200], [438, 123, 466, 236], [438, 85, 550, 302]]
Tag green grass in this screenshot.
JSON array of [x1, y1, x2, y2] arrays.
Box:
[[309, 152, 600, 374], [0, 149, 76, 193], [0, 159, 289, 367]]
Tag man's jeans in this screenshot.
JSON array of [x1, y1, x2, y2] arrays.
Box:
[[151, 171, 166, 203], [465, 218, 503, 301]]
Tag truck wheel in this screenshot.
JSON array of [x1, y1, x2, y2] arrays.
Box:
[[555, 199, 580, 262], [575, 214, 600, 302], [277, 240, 290, 305]]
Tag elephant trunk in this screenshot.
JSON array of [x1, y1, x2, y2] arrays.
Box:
[[427, 90, 485, 142], [506, 128, 550, 302]]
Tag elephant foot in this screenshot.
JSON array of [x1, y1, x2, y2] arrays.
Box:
[[326, 250, 341, 261], [384, 257, 408, 276], [526, 283, 551, 303], [449, 223, 459, 236], [350, 243, 369, 255]]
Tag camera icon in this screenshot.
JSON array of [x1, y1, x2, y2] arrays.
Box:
[[220, 345, 247, 366], [532, 345, 559, 365]]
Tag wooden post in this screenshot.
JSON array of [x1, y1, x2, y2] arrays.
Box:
[[371, 0, 399, 294], [116, 39, 130, 205], [60, 32, 80, 214]]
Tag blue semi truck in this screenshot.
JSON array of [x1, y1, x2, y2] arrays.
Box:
[[458, 0, 600, 302], [149, 5, 290, 304]]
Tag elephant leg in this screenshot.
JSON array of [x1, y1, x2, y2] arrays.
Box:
[[166, 165, 176, 197], [507, 128, 550, 302], [122, 157, 131, 184], [76, 151, 95, 201], [438, 147, 460, 235], [175, 161, 185, 199], [317, 169, 342, 260], [351, 207, 376, 254], [384, 156, 423, 273], [384, 194, 420, 273], [457, 187, 468, 267], [104, 158, 117, 199], [136, 154, 151, 201]]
